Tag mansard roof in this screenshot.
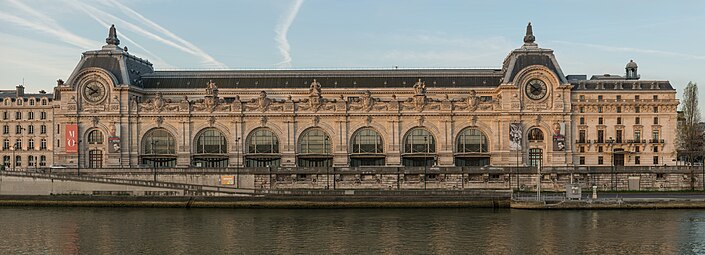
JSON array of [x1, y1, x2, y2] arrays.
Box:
[[569, 79, 674, 91], [138, 69, 504, 89]]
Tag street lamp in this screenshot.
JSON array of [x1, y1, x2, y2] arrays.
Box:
[[12, 141, 18, 172], [77, 139, 82, 176], [13, 126, 26, 171], [151, 140, 159, 182], [236, 137, 241, 187]]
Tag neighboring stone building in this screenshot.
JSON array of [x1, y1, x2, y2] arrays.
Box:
[[30, 23, 680, 169], [0, 85, 54, 170]]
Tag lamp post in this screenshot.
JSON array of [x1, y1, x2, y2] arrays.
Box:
[[536, 160, 541, 201], [77, 139, 82, 176], [150, 140, 158, 182], [12, 142, 17, 172], [236, 137, 240, 188], [13, 126, 26, 171]]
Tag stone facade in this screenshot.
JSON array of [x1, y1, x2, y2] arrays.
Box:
[[0, 85, 55, 170], [6, 24, 679, 170]]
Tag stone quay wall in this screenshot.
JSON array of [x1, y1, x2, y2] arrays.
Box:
[[40, 166, 705, 192]]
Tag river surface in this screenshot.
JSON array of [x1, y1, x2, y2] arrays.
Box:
[[1, 207, 704, 254]]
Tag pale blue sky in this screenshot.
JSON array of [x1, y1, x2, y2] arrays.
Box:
[[1, 0, 704, 109]]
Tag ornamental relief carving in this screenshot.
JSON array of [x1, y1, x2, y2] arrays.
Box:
[[139, 92, 178, 112], [244, 91, 284, 112], [350, 90, 387, 112], [455, 90, 479, 111]]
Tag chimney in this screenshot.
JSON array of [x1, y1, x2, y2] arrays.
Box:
[[16, 85, 24, 97]]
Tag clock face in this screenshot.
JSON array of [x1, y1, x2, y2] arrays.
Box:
[[82, 81, 107, 104], [525, 79, 547, 100]]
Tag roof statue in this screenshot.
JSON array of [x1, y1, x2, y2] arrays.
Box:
[[523, 22, 536, 46], [106, 24, 120, 46]]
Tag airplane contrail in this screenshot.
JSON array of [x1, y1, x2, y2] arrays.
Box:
[[106, 0, 228, 69], [72, 3, 173, 68], [274, 0, 304, 68], [0, 1, 97, 49]]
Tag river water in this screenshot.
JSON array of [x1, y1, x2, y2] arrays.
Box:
[[1, 207, 704, 254]]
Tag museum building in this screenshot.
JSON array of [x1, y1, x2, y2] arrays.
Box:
[[0, 23, 679, 170]]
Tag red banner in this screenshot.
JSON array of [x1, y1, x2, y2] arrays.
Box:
[[66, 124, 78, 153]]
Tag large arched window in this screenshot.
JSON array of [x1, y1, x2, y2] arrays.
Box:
[[195, 128, 227, 154], [350, 128, 384, 167], [193, 128, 228, 168], [455, 128, 490, 167], [402, 127, 436, 167], [88, 129, 104, 144], [248, 128, 278, 154], [141, 128, 176, 167], [298, 128, 332, 167], [245, 128, 280, 167]]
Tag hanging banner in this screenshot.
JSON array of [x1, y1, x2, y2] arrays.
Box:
[[509, 123, 523, 150], [108, 137, 121, 153], [553, 122, 566, 151], [65, 124, 78, 153], [108, 123, 121, 153]]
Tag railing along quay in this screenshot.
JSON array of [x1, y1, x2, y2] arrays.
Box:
[[37, 165, 698, 175], [0, 170, 253, 195]]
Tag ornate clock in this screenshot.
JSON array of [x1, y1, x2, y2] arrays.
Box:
[[525, 79, 547, 100], [82, 81, 107, 104]]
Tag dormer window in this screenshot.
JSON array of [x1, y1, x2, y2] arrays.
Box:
[[16, 98, 23, 106]]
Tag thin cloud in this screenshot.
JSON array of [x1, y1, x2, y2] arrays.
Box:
[[274, 0, 304, 68], [0, 8, 97, 49], [551, 40, 705, 61], [73, 4, 173, 69], [105, 0, 227, 69]]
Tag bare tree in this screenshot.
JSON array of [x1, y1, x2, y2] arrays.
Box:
[[677, 82, 703, 162], [676, 82, 703, 190]]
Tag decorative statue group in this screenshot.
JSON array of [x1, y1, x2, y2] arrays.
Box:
[[136, 79, 500, 113]]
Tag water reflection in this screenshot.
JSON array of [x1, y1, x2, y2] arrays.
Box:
[[0, 207, 703, 254]]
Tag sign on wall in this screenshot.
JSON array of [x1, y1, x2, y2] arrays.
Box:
[[220, 175, 235, 185], [65, 124, 78, 154], [509, 123, 523, 150]]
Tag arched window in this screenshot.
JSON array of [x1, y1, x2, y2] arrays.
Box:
[[141, 129, 176, 168], [455, 128, 490, 167], [402, 127, 436, 167], [298, 128, 332, 167], [350, 128, 384, 166], [299, 128, 331, 154], [404, 128, 435, 153], [246, 128, 280, 167], [193, 128, 228, 168], [248, 128, 278, 154], [88, 130, 104, 144], [528, 128, 544, 142], [195, 128, 227, 154], [457, 128, 488, 153]]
